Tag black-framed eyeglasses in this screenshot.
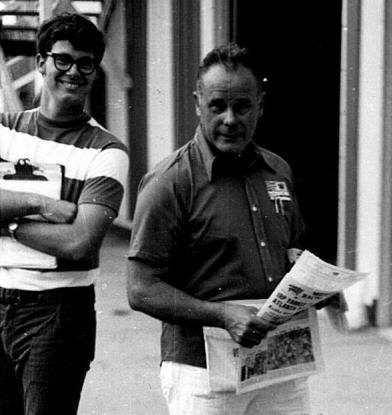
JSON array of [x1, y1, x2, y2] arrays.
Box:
[[46, 52, 97, 75]]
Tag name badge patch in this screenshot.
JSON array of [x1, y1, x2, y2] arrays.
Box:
[[265, 181, 292, 215]]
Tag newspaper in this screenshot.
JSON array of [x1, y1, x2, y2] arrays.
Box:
[[0, 160, 62, 269], [204, 302, 322, 394], [256, 250, 368, 326], [203, 250, 368, 394], [237, 307, 322, 394]]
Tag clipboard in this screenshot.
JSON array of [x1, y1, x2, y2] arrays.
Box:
[[0, 159, 62, 269]]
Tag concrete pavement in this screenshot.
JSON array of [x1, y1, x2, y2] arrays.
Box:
[[78, 229, 392, 415], [79, 228, 166, 415]]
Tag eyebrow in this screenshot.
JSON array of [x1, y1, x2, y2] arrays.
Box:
[[208, 96, 252, 103], [51, 52, 94, 58], [209, 98, 225, 103]]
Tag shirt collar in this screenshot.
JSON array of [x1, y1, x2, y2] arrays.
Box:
[[194, 125, 276, 182], [37, 109, 90, 129]]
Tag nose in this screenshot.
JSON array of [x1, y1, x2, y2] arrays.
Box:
[[222, 107, 236, 125], [66, 62, 80, 76]]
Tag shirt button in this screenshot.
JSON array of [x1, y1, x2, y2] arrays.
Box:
[[251, 205, 258, 212], [260, 241, 266, 247]]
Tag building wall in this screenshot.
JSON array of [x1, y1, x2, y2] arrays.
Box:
[[199, 0, 230, 57], [378, 1, 392, 327], [354, 0, 384, 324], [146, 0, 175, 169], [342, 0, 392, 328], [104, 0, 131, 224]]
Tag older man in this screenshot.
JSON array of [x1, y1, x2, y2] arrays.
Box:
[[128, 44, 308, 414]]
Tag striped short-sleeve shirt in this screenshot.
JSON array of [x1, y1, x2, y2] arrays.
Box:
[[0, 108, 129, 290]]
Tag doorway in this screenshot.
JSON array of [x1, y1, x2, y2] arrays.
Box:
[[234, 1, 342, 263]]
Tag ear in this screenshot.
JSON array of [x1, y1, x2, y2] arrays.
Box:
[[193, 91, 201, 117], [36, 54, 46, 75]]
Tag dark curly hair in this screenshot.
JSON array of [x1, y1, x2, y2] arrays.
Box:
[[37, 13, 105, 63], [196, 43, 263, 92]]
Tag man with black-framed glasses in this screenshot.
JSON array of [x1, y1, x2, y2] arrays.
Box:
[[0, 13, 129, 415], [45, 52, 97, 75]]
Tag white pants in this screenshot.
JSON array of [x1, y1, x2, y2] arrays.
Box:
[[160, 361, 311, 415]]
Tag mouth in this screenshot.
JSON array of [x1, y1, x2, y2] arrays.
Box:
[[58, 79, 84, 91], [218, 133, 241, 141]]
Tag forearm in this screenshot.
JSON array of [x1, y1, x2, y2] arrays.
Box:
[[13, 203, 114, 261], [127, 260, 273, 347], [0, 189, 42, 222], [0, 189, 76, 224], [127, 261, 226, 328], [14, 220, 95, 260]]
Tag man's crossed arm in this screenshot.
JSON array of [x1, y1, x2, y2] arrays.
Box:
[[0, 188, 76, 224], [0, 188, 115, 261]]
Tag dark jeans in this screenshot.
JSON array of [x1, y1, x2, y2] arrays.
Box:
[[0, 285, 96, 415]]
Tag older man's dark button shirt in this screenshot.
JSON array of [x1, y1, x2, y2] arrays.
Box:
[[129, 126, 304, 367]]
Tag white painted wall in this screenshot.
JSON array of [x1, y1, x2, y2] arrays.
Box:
[[104, 0, 131, 222], [199, 0, 230, 59], [146, 0, 175, 169], [345, 0, 385, 328]]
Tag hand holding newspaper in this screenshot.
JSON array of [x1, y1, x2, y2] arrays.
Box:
[[204, 250, 368, 394], [256, 250, 368, 326]]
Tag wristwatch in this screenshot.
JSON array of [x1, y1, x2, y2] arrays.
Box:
[[8, 222, 19, 240]]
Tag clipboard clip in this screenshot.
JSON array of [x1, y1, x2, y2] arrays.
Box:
[[3, 159, 48, 181]]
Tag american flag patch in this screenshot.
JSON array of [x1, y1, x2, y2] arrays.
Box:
[[265, 181, 292, 215], [265, 181, 291, 201]]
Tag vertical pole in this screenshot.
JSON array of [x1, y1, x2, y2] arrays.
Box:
[[39, 0, 53, 22], [172, 0, 200, 148], [125, 0, 148, 217], [345, 0, 385, 328], [199, 0, 230, 59], [338, 0, 360, 272], [146, 0, 175, 168], [377, 0, 392, 327], [230, 0, 238, 42]]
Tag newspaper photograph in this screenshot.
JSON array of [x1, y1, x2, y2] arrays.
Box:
[[257, 250, 368, 326], [237, 308, 323, 394]]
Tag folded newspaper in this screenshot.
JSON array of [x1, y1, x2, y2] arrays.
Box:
[[0, 160, 62, 269], [203, 250, 368, 394]]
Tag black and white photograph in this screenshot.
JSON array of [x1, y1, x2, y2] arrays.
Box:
[[0, 1, 391, 414]]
